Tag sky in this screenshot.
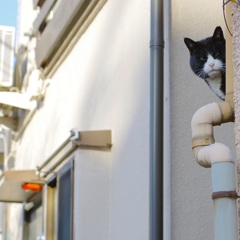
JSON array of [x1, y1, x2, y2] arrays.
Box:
[[0, 0, 18, 27]]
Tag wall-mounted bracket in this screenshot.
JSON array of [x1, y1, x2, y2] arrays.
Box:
[[70, 129, 112, 148]]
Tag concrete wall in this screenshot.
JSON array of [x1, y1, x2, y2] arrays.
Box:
[[233, 5, 240, 162], [232, 3, 240, 236], [170, 0, 235, 239], [15, 0, 150, 239]]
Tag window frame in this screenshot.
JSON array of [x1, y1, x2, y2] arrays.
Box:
[[43, 159, 74, 240]]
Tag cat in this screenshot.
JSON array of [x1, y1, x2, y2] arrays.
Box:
[[184, 26, 226, 100]]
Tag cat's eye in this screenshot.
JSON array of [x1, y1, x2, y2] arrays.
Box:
[[200, 56, 206, 61], [214, 52, 219, 58]]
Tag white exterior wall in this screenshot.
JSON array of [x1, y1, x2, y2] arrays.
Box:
[[16, 0, 37, 48], [170, 0, 234, 240], [7, 0, 236, 240], [14, 1, 150, 240], [171, 0, 235, 239]]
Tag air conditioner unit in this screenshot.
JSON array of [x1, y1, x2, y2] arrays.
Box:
[[0, 26, 15, 88]]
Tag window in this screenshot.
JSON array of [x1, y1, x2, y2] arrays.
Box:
[[33, 0, 61, 34], [57, 161, 74, 240]]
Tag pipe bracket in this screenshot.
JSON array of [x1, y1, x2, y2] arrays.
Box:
[[212, 191, 239, 200]]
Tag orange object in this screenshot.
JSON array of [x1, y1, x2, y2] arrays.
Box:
[[22, 183, 42, 192]]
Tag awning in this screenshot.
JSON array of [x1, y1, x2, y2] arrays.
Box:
[[0, 170, 44, 203], [0, 130, 112, 202]]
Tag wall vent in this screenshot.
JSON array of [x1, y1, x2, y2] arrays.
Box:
[[0, 26, 15, 88]]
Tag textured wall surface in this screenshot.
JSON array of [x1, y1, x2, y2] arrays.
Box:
[[15, 1, 150, 240], [233, 4, 240, 181], [232, 3, 240, 238], [171, 0, 235, 239]]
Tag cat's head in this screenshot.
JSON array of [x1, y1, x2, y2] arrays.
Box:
[[184, 26, 225, 80]]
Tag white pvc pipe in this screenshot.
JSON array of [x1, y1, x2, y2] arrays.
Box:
[[212, 162, 238, 240], [196, 143, 233, 167], [191, 102, 237, 240], [191, 102, 233, 167]]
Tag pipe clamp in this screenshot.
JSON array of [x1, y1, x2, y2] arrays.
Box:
[[192, 136, 215, 149], [212, 191, 239, 200], [149, 40, 164, 48]]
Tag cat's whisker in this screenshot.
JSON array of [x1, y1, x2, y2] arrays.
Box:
[[221, 66, 226, 73], [195, 69, 205, 78], [195, 70, 206, 79], [196, 69, 206, 78]]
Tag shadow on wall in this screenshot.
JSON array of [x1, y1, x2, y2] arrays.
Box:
[[170, 0, 235, 239]]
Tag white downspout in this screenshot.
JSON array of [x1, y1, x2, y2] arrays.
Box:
[[191, 101, 237, 240]]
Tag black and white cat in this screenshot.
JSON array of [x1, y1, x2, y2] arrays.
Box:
[[184, 26, 226, 100]]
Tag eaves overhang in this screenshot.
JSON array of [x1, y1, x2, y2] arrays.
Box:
[[0, 170, 44, 203]]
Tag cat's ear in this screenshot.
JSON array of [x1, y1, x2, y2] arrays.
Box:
[[184, 38, 196, 52], [213, 26, 224, 40]]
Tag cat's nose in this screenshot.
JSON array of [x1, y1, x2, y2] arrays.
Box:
[[209, 63, 215, 68]]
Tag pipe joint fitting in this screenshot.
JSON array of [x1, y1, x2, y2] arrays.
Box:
[[194, 143, 233, 168], [191, 102, 234, 167], [192, 136, 215, 149], [219, 101, 234, 123]]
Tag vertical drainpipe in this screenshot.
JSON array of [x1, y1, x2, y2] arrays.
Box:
[[150, 0, 164, 239], [212, 162, 237, 240]]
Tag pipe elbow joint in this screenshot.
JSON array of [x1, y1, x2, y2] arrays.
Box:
[[191, 102, 222, 150], [193, 143, 233, 168], [191, 101, 234, 168]]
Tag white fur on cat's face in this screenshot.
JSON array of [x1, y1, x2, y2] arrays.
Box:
[[203, 54, 223, 78], [204, 54, 225, 100]]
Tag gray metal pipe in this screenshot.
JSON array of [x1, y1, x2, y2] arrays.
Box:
[[150, 0, 164, 239]]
